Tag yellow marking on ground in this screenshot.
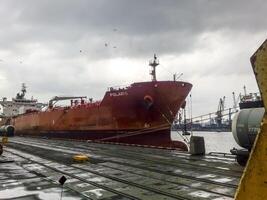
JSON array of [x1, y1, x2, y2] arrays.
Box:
[[73, 154, 89, 162]]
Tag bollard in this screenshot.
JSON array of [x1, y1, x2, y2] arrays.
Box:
[[190, 136, 205, 155]]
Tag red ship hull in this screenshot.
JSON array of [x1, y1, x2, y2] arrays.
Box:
[[12, 81, 192, 151]]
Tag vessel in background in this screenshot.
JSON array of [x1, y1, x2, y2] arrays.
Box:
[[9, 55, 192, 151], [0, 84, 47, 136], [0, 83, 46, 118], [238, 89, 263, 109]]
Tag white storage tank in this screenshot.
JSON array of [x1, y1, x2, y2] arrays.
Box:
[[232, 107, 265, 150]]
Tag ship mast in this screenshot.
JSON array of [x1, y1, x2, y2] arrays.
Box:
[[21, 83, 26, 98], [16, 83, 27, 99], [149, 54, 159, 82]]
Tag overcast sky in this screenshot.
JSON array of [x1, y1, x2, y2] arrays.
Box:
[[0, 0, 266, 116]]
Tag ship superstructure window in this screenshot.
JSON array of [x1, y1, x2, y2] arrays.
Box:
[[0, 84, 46, 117]]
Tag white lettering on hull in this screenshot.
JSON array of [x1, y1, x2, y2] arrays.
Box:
[[109, 91, 128, 97]]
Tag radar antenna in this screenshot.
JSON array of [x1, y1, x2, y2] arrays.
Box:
[[149, 54, 159, 81], [21, 83, 26, 97], [16, 83, 27, 99]]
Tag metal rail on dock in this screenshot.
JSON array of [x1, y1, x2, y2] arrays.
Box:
[[3, 136, 243, 199]]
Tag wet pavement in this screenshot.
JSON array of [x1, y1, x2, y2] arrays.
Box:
[[0, 136, 244, 199], [0, 154, 84, 199]]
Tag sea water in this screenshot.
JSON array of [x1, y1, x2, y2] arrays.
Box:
[[171, 131, 240, 153]]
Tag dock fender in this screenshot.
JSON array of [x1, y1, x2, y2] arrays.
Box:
[[143, 95, 154, 109]]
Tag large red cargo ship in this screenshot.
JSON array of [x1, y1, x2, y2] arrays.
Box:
[[11, 56, 192, 151]]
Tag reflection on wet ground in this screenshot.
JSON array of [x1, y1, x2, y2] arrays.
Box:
[[0, 136, 244, 199], [0, 156, 83, 199]]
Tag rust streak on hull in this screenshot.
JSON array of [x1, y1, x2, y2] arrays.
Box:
[[12, 81, 192, 151]]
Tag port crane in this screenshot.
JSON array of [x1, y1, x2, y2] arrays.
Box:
[[178, 88, 259, 131], [175, 95, 237, 132], [215, 96, 225, 127]]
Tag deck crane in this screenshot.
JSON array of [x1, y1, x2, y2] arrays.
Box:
[[48, 96, 87, 108]]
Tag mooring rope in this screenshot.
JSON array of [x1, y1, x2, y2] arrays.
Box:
[[95, 91, 189, 146], [155, 106, 190, 144], [95, 123, 169, 142]]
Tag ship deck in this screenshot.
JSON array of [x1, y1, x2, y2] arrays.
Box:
[[0, 136, 243, 200]]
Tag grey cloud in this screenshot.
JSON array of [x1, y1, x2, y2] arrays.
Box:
[[1, 0, 267, 58], [0, 0, 266, 115]]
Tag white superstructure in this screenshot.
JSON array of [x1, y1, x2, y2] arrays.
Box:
[[0, 83, 46, 117]]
